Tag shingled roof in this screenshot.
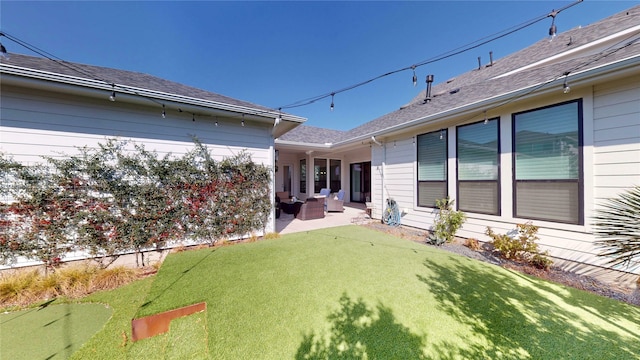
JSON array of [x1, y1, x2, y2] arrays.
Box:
[[1, 53, 275, 113], [279, 5, 640, 145]]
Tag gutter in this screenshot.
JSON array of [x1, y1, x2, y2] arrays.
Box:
[[0, 63, 306, 124]]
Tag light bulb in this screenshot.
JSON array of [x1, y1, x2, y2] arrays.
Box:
[[412, 67, 417, 87]]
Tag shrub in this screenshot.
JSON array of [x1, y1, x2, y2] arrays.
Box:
[[485, 222, 552, 269], [464, 238, 481, 251], [427, 197, 466, 245], [263, 232, 280, 240], [593, 186, 640, 268]]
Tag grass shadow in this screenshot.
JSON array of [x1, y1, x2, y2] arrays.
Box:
[[137, 247, 216, 315], [418, 256, 640, 359], [295, 293, 427, 359]]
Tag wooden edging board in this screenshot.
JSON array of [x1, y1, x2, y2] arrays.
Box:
[[131, 302, 207, 342]]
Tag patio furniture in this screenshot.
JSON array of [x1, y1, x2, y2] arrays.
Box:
[[318, 188, 331, 211], [327, 189, 345, 212], [280, 200, 303, 217], [276, 191, 290, 201], [297, 197, 325, 220]]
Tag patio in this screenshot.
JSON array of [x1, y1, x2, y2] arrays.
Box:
[[276, 202, 370, 234]]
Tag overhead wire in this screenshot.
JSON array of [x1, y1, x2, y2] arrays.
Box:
[[278, 0, 584, 110], [0, 0, 588, 117]]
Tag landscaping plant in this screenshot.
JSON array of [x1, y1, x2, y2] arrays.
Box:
[[0, 138, 272, 269], [427, 197, 466, 245], [485, 222, 552, 270], [593, 186, 640, 269]]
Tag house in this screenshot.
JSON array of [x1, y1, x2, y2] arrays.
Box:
[[1, 6, 639, 279], [275, 5, 640, 278], [0, 53, 306, 239]]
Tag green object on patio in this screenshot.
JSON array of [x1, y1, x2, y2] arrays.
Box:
[[0, 303, 112, 360]]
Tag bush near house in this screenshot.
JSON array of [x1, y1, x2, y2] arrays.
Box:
[[427, 197, 466, 245], [485, 222, 552, 270], [0, 139, 272, 270]]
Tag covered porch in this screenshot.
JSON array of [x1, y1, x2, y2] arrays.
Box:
[[276, 203, 371, 234]]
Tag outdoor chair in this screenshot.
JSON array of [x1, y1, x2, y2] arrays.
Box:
[[326, 189, 345, 212], [318, 188, 331, 211], [276, 191, 290, 201], [297, 197, 325, 220]]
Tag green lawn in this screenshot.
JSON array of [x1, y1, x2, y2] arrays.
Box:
[[0, 303, 112, 360], [136, 225, 640, 359], [4, 225, 640, 359]]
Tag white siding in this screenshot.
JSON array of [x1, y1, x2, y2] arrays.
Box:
[[0, 85, 272, 165], [0, 83, 277, 245], [376, 78, 640, 276], [593, 74, 640, 201]]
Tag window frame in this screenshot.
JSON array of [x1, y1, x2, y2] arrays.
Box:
[[511, 99, 583, 225], [456, 118, 501, 215], [416, 129, 448, 208], [300, 159, 306, 194]]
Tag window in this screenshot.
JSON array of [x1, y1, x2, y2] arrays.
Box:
[[314, 158, 327, 193], [300, 159, 306, 193], [417, 130, 447, 207], [513, 100, 582, 224], [330, 159, 341, 192], [457, 119, 500, 215]]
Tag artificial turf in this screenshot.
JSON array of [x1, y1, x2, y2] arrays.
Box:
[[5, 225, 640, 359], [0, 303, 112, 360], [136, 225, 640, 359]]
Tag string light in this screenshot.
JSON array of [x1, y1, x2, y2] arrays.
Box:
[[161, 104, 166, 118], [330, 93, 335, 111], [548, 10, 558, 39], [192, 114, 195, 122], [1, 1, 585, 116], [109, 84, 116, 101], [215, 116, 219, 127], [277, 1, 584, 111], [439, 129, 444, 140], [241, 114, 245, 126], [562, 72, 571, 93], [411, 66, 417, 87], [484, 110, 488, 124]]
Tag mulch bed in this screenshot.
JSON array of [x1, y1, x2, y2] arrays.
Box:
[[360, 221, 640, 307]]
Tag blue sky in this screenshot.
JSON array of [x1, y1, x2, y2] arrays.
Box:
[[1, 1, 637, 130]]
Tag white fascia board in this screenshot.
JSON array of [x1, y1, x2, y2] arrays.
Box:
[[274, 139, 331, 150], [333, 53, 640, 146], [494, 24, 640, 80], [0, 63, 306, 124]]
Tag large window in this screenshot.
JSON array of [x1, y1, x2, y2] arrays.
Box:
[[457, 119, 500, 215], [300, 159, 306, 194], [513, 100, 582, 224], [314, 158, 327, 193], [417, 130, 447, 207]]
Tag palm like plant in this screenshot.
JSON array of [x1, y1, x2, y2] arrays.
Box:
[[593, 186, 640, 268]]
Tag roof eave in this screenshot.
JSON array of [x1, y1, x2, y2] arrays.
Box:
[[333, 53, 640, 145], [0, 63, 307, 126]]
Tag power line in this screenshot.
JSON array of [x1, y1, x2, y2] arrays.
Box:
[[278, 0, 584, 110]]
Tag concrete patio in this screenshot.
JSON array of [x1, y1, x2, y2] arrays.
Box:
[[276, 202, 372, 234]]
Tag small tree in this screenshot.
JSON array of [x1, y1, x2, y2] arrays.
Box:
[[427, 197, 466, 245], [593, 186, 640, 268]]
